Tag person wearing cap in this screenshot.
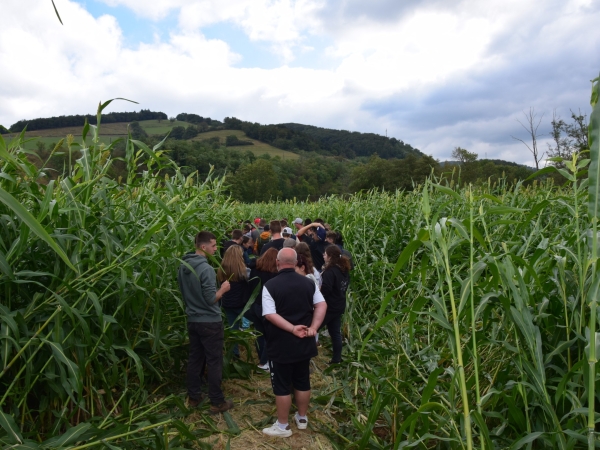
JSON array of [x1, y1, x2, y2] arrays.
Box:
[[293, 218, 304, 231], [296, 222, 330, 271], [260, 221, 285, 255], [282, 226, 297, 241]]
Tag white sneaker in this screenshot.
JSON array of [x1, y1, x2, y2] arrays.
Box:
[[262, 421, 292, 437], [294, 413, 308, 430], [257, 363, 269, 371]]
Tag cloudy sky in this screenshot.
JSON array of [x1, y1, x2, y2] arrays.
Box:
[[1, 0, 599, 165]]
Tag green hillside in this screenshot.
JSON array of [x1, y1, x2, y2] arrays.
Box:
[[6, 120, 296, 159]]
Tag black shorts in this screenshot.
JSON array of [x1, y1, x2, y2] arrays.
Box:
[[269, 359, 311, 396]]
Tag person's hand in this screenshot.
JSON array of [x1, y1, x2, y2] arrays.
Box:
[[291, 324, 308, 338], [306, 327, 317, 337], [220, 280, 231, 293]]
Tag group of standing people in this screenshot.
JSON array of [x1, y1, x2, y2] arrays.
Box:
[[177, 217, 352, 438]]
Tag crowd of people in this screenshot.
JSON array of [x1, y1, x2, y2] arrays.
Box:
[[177, 217, 352, 438]]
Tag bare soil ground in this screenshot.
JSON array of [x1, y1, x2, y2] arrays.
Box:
[[185, 349, 339, 449]]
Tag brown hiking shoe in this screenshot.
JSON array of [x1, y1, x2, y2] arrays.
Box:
[[209, 399, 234, 415], [188, 395, 205, 408]]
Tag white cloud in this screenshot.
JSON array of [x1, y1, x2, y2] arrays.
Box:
[[1, 0, 599, 166]]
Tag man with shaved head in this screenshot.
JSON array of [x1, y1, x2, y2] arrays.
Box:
[[261, 248, 327, 438]]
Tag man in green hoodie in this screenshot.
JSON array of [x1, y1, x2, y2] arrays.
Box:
[[178, 231, 234, 414]]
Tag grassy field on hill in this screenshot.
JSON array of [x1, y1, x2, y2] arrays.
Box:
[[192, 129, 299, 160], [5, 120, 297, 159]]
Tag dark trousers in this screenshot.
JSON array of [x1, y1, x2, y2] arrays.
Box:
[[320, 312, 343, 362], [244, 303, 267, 365], [187, 321, 225, 406], [223, 307, 244, 357]]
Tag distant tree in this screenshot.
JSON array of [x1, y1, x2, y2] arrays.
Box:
[[452, 147, 478, 165], [511, 107, 545, 170], [230, 160, 281, 202], [129, 121, 148, 140], [547, 110, 589, 166], [169, 117, 176, 123], [169, 126, 185, 140], [226, 135, 240, 146], [182, 126, 199, 140], [0, 124, 8, 134]]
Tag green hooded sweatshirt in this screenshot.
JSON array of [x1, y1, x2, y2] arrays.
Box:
[[177, 252, 222, 322]]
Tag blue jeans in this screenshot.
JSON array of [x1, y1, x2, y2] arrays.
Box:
[[320, 312, 343, 362], [223, 307, 244, 357]]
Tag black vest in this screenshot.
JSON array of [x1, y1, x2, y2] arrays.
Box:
[[264, 268, 318, 363]]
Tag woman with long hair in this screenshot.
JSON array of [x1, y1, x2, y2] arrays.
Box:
[[244, 247, 279, 370], [295, 254, 318, 288], [217, 245, 248, 358], [295, 242, 321, 287], [320, 245, 351, 364]]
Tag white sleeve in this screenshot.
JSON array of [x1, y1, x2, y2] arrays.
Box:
[[262, 286, 277, 315], [313, 287, 325, 305], [314, 268, 322, 287]]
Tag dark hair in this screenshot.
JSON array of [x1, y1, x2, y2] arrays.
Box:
[[280, 219, 288, 227], [323, 245, 350, 273], [295, 242, 315, 274], [256, 247, 278, 273], [232, 229, 243, 240], [270, 220, 282, 234], [264, 224, 270, 232], [242, 235, 251, 245], [295, 253, 314, 275], [326, 231, 338, 241], [259, 219, 267, 227], [304, 218, 312, 226], [315, 218, 325, 225], [195, 231, 216, 248], [243, 224, 252, 232]]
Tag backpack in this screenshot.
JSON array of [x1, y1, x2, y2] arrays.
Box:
[[255, 231, 271, 254]]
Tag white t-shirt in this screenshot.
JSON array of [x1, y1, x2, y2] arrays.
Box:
[[313, 268, 321, 287], [262, 284, 325, 316]]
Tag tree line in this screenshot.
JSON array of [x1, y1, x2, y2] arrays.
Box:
[[4, 109, 168, 133], [222, 117, 423, 160]]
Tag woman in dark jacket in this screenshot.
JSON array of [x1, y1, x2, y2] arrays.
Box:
[[244, 247, 279, 370], [217, 245, 249, 358], [320, 245, 351, 364]]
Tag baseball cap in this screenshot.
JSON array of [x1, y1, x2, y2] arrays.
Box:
[[282, 227, 293, 235], [293, 218, 303, 224], [316, 226, 326, 241], [254, 218, 260, 224]]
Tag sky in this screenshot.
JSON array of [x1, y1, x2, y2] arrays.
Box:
[[1, 0, 599, 166]]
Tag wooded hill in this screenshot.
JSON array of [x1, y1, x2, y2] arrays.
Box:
[[2, 111, 535, 202]]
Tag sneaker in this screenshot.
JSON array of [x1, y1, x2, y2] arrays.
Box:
[[209, 399, 234, 415], [327, 358, 344, 365], [257, 363, 270, 371], [262, 421, 292, 438], [294, 413, 308, 430]]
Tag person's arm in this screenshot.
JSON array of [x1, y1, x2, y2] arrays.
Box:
[[215, 281, 230, 303], [265, 314, 308, 338], [296, 222, 320, 237], [200, 266, 230, 304], [307, 294, 327, 337], [320, 270, 334, 299], [262, 285, 307, 337]]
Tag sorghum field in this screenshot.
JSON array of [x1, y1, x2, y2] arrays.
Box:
[[0, 78, 599, 449]]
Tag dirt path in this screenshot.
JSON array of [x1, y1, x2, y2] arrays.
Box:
[[185, 351, 339, 449]]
